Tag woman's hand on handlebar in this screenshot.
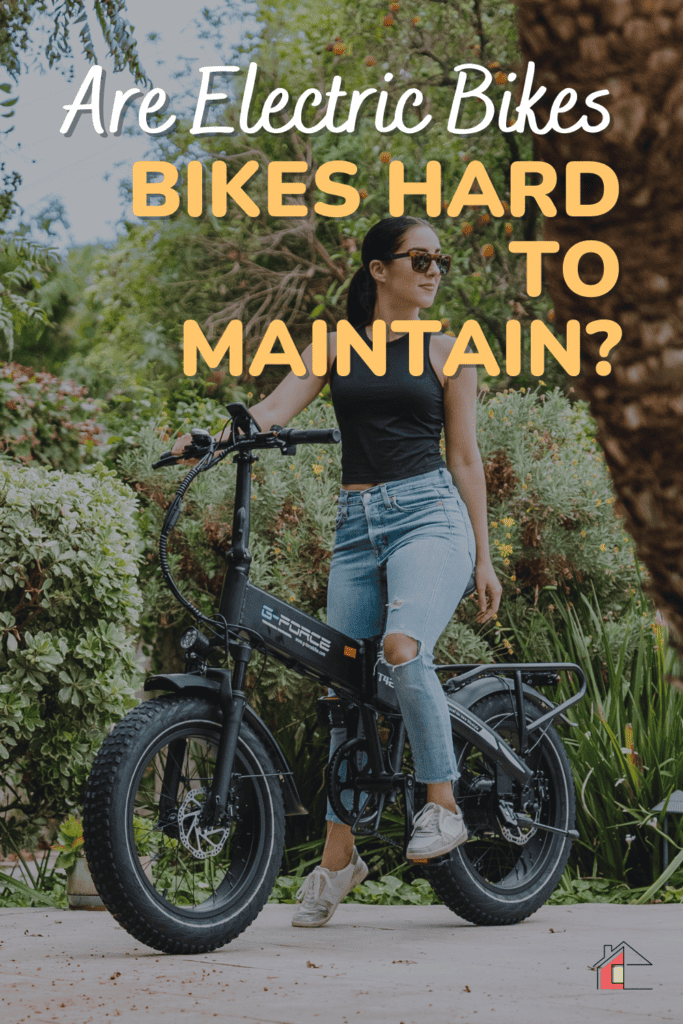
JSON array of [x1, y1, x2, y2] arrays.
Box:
[[171, 424, 232, 464]]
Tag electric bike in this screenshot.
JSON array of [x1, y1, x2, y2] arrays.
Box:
[[83, 403, 586, 954]]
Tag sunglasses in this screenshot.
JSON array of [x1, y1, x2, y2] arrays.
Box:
[[384, 250, 452, 275]]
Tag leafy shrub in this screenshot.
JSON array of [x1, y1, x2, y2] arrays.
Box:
[[548, 872, 683, 905], [268, 873, 440, 906], [50, 813, 85, 873], [0, 460, 142, 851], [467, 386, 644, 661], [0, 361, 105, 471]]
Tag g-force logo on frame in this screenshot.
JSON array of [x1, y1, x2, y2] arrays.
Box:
[[260, 605, 331, 657]]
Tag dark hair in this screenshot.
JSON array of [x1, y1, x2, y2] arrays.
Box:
[[346, 216, 428, 327]]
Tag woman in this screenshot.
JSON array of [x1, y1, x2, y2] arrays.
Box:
[[173, 215, 501, 928]]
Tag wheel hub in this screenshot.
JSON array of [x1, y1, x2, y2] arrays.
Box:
[[177, 787, 232, 860]]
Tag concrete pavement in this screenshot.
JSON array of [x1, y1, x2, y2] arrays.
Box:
[[0, 903, 679, 1023]]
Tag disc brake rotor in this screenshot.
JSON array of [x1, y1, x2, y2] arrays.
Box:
[[178, 787, 231, 860], [498, 815, 539, 846]]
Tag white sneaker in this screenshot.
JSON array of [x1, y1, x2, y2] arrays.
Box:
[[406, 802, 468, 861], [291, 847, 369, 928]]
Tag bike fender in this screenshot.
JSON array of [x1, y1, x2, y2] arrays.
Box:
[[446, 697, 533, 785], [143, 672, 308, 817], [446, 674, 572, 725]]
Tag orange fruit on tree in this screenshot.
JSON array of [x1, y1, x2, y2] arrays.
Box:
[[383, 14, 394, 26], [477, 213, 491, 226], [412, 16, 420, 24], [481, 244, 495, 259], [359, 188, 368, 199], [488, 61, 500, 68], [380, 151, 392, 163], [333, 42, 345, 55], [505, 222, 513, 237], [389, 2, 400, 10], [441, 317, 451, 329], [325, 42, 334, 51], [494, 71, 507, 85], [365, 55, 376, 66], [461, 223, 473, 237]]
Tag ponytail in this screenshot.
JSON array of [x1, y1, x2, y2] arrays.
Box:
[[346, 265, 376, 327]]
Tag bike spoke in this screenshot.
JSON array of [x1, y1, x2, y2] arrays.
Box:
[[126, 726, 265, 912]]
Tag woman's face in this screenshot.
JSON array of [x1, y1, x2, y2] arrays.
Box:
[[371, 223, 444, 310]]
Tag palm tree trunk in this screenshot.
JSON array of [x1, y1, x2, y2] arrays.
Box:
[[516, 0, 683, 661]]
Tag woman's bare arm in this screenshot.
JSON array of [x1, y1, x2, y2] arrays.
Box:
[[247, 337, 333, 430], [432, 334, 501, 623], [172, 337, 335, 456]]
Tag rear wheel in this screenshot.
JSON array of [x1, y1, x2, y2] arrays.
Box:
[[423, 693, 575, 925], [83, 696, 285, 954]]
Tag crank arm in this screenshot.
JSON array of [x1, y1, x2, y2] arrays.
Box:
[[350, 793, 386, 836], [516, 815, 580, 840]]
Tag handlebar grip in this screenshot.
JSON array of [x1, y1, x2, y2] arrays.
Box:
[[279, 428, 341, 444], [152, 451, 179, 470]]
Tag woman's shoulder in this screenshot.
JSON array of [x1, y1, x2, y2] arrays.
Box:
[[429, 330, 455, 353]]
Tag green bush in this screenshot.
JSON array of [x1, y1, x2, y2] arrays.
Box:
[[0, 460, 142, 852], [0, 361, 105, 471]]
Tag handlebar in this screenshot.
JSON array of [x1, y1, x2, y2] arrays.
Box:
[[272, 427, 341, 446], [152, 405, 340, 471]]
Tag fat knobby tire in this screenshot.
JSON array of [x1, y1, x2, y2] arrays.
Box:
[[83, 695, 285, 954], [424, 693, 576, 926]]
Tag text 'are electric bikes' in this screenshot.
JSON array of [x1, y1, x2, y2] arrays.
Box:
[[83, 403, 586, 955]]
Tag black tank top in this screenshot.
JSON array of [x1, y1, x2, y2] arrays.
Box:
[[329, 327, 445, 485]]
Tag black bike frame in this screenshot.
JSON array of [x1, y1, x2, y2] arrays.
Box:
[[153, 406, 586, 833]]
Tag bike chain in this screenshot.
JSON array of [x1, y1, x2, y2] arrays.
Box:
[[353, 825, 404, 851]]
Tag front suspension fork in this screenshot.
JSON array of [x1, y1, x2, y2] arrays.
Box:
[[202, 644, 252, 827]]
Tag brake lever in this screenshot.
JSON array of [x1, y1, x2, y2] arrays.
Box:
[[152, 443, 205, 470]]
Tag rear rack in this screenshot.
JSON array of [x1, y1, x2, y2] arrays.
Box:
[[435, 661, 586, 740]]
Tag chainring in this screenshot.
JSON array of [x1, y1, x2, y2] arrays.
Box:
[[177, 787, 232, 860], [327, 738, 381, 828]]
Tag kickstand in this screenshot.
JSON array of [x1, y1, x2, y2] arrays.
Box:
[[402, 775, 415, 853]]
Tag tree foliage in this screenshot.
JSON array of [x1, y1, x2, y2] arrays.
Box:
[[0, 0, 146, 82], [52, 0, 573, 395]]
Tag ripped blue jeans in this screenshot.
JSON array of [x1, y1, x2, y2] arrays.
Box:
[[326, 466, 477, 823]]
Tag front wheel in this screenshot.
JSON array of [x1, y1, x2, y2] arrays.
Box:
[[424, 693, 575, 925], [83, 695, 285, 954]]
